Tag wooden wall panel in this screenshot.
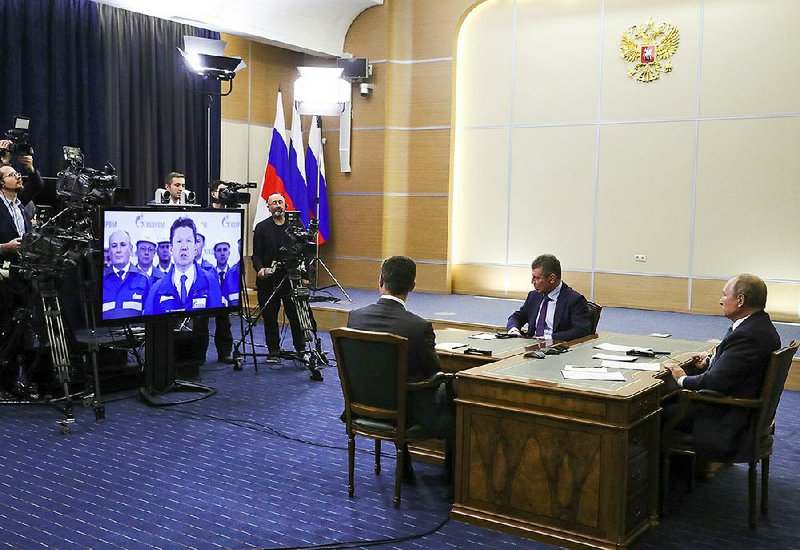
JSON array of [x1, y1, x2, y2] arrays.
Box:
[[382, 195, 449, 261], [350, 61, 386, 128], [344, 5, 387, 60], [690, 278, 725, 315], [249, 43, 304, 126], [388, 0, 476, 60], [386, 61, 454, 128], [324, 130, 386, 194], [315, 257, 449, 293], [385, 129, 451, 195], [322, 195, 384, 260], [220, 34, 251, 121], [595, 274, 689, 312]]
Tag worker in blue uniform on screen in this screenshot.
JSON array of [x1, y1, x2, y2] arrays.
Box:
[[143, 217, 223, 315], [102, 230, 151, 320]]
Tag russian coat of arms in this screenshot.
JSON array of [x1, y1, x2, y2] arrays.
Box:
[[620, 18, 680, 83]]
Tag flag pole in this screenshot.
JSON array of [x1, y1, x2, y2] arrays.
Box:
[[309, 116, 351, 302]]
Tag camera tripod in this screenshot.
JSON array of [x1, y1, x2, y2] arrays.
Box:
[[232, 265, 327, 381], [0, 279, 104, 434]]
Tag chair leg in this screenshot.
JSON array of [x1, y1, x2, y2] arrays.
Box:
[[761, 456, 770, 515], [374, 439, 381, 475], [393, 444, 403, 508], [347, 434, 355, 498], [748, 461, 757, 528]]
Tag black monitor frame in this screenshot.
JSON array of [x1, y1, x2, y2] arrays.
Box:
[[98, 205, 244, 327]]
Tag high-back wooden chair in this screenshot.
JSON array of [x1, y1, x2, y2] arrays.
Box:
[[331, 327, 450, 508], [661, 340, 799, 527], [586, 301, 603, 334]]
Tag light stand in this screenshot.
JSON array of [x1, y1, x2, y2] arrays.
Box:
[[308, 117, 351, 302]]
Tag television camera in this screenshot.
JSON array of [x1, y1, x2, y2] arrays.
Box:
[[212, 180, 256, 207], [277, 213, 319, 275], [57, 146, 130, 208], [0, 116, 34, 157]]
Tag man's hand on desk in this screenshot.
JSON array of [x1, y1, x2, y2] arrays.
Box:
[[664, 362, 687, 381], [507, 327, 522, 337]]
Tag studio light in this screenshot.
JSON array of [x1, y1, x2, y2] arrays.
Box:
[[178, 36, 245, 88], [293, 67, 351, 116]]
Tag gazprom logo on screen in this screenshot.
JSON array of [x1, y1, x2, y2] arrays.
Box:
[[135, 214, 166, 229], [222, 215, 240, 229]]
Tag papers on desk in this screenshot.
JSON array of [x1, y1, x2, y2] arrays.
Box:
[[649, 333, 672, 338], [594, 343, 655, 355], [435, 342, 468, 352], [592, 353, 638, 362], [562, 366, 626, 381], [468, 332, 497, 340], [600, 360, 660, 371]]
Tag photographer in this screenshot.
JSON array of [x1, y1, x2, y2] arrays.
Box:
[[193, 180, 237, 364], [252, 193, 305, 362], [0, 143, 46, 396]]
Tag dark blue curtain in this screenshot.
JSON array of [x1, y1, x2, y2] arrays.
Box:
[[0, 0, 221, 205], [0, 0, 107, 176], [98, 4, 221, 205]]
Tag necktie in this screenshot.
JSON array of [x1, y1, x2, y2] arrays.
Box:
[[219, 270, 225, 287], [117, 270, 124, 281], [180, 274, 188, 304], [535, 296, 550, 337]]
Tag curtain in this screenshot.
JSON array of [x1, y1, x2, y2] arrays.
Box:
[[0, 0, 107, 176], [98, 4, 221, 206]]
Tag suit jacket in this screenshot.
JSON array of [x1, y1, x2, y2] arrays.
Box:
[[0, 170, 44, 263], [506, 282, 592, 342], [347, 297, 440, 379], [682, 309, 780, 461]]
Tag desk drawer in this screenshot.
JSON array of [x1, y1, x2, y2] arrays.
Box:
[[627, 452, 651, 496]]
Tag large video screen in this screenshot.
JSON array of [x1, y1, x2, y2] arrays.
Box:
[[99, 206, 244, 325]]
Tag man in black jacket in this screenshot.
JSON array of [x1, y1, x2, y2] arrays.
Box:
[[665, 274, 781, 460], [506, 254, 592, 342], [251, 193, 304, 360], [348, 255, 454, 483]]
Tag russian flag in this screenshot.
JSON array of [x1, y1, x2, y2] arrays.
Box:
[[287, 104, 310, 227], [305, 116, 330, 244], [254, 91, 291, 227]]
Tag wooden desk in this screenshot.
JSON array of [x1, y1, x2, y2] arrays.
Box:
[[451, 334, 710, 550]]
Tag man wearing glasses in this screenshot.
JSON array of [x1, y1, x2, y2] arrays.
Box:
[[0, 141, 46, 397]]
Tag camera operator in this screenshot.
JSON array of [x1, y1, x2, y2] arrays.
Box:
[[252, 193, 305, 362], [0, 144, 46, 396]]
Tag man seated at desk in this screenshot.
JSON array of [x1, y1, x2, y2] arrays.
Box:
[[663, 274, 780, 460], [506, 254, 592, 342], [348, 255, 455, 483]]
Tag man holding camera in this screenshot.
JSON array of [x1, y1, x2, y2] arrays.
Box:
[[0, 141, 46, 396], [252, 193, 305, 362]]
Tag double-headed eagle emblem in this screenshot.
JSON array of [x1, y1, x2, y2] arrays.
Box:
[[620, 18, 680, 83]]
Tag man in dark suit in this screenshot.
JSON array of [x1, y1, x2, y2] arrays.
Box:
[[506, 253, 592, 342], [664, 274, 781, 460], [0, 146, 46, 395], [347, 255, 454, 483]]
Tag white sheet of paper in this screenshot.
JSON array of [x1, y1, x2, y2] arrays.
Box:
[[562, 370, 626, 381], [592, 353, 638, 362], [435, 342, 468, 351], [468, 332, 497, 340], [564, 365, 608, 372], [594, 343, 634, 352], [649, 333, 672, 338], [601, 360, 661, 371]]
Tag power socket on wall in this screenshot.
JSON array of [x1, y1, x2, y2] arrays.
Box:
[[634, 254, 647, 262]]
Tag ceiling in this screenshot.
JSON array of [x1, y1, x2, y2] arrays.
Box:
[[93, 0, 383, 57]]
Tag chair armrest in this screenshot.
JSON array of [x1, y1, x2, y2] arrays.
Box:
[[407, 371, 454, 391], [687, 391, 762, 409]]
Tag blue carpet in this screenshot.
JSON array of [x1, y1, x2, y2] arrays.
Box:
[[1, 291, 799, 549]]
